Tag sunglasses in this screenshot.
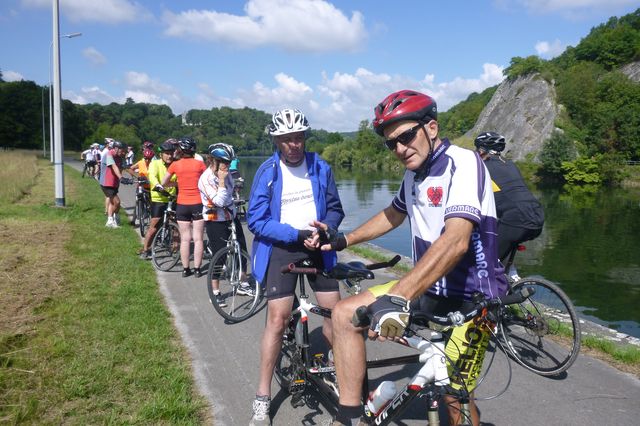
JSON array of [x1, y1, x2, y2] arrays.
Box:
[[384, 123, 424, 151]]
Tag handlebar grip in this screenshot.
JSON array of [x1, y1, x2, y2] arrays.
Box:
[[280, 264, 321, 275], [366, 254, 401, 271], [280, 263, 295, 274], [352, 305, 371, 328], [501, 286, 535, 305]]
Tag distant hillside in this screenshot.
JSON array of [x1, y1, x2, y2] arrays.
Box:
[[444, 8, 640, 164]]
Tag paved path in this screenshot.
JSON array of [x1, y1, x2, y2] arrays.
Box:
[[68, 159, 640, 425]]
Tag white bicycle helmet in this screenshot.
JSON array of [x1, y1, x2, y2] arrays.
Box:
[[267, 108, 310, 136]]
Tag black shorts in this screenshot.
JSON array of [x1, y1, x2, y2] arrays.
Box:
[[151, 201, 168, 219], [176, 203, 203, 222], [86, 160, 97, 167], [101, 185, 118, 197], [263, 245, 339, 300]]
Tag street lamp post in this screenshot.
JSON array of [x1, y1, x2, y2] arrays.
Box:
[[48, 31, 81, 163]]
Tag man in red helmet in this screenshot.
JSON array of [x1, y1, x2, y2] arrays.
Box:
[[316, 90, 507, 426]]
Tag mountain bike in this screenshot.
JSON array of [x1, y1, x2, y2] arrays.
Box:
[[232, 176, 247, 222], [206, 205, 260, 322], [132, 177, 151, 237], [151, 195, 181, 271], [274, 257, 532, 426], [498, 244, 581, 376]]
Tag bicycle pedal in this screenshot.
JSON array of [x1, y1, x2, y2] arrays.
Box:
[[290, 394, 305, 408], [289, 378, 306, 394]]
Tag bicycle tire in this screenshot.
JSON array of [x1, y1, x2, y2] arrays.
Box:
[[137, 197, 150, 237], [274, 318, 303, 392], [81, 163, 87, 178], [206, 246, 260, 322], [151, 222, 181, 271], [499, 277, 581, 376]]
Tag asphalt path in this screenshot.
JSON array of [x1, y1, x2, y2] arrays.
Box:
[[68, 158, 640, 425]]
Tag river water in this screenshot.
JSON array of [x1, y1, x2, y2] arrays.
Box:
[[238, 157, 640, 338]]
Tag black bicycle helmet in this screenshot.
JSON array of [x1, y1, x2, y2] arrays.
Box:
[[159, 140, 176, 152], [208, 143, 235, 162], [373, 90, 438, 136], [178, 137, 197, 154], [112, 140, 125, 149], [474, 132, 506, 153]]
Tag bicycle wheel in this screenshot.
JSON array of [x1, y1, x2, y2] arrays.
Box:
[[137, 197, 150, 237], [151, 222, 181, 271], [206, 246, 260, 322], [275, 318, 303, 391], [499, 277, 581, 376], [81, 163, 87, 178]]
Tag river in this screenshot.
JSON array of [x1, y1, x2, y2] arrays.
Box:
[[237, 156, 640, 338]]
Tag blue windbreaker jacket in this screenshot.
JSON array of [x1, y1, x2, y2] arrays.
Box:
[[247, 152, 344, 284]]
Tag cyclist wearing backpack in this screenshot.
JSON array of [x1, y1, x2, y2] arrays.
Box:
[[474, 132, 544, 268]]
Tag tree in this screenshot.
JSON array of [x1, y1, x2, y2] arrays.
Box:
[[540, 131, 576, 177]]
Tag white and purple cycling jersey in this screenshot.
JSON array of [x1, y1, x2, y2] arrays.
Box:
[[392, 139, 507, 301]]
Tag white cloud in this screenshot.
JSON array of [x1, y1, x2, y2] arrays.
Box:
[[3, 70, 24, 81], [22, 0, 151, 23], [64, 86, 116, 105], [62, 64, 506, 133], [535, 39, 566, 58], [82, 47, 107, 66], [518, 0, 637, 13], [162, 0, 367, 52]]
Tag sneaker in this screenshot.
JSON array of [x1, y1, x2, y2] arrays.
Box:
[[249, 396, 271, 426], [139, 250, 151, 260], [194, 267, 205, 278], [113, 215, 121, 225], [215, 293, 227, 308], [105, 218, 119, 228], [182, 268, 193, 278], [236, 282, 255, 296]]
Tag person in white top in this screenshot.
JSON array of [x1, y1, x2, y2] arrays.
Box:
[[247, 109, 344, 426], [198, 143, 250, 307]]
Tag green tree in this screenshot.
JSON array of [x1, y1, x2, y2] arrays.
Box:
[[540, 131, 576, 177]]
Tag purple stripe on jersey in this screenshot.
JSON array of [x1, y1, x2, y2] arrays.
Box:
[[392, 180, 407, 213], [475, 152, 486, 201], [413, 235, 432, 263]]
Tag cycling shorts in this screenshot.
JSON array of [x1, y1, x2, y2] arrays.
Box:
[[100, 185, 118, 197], [150, 202, 168, 219], [86, 160, 97, 167], [176, 203, 203, 222], [263, 245, 338, 300], [368, 283, 490, 392]]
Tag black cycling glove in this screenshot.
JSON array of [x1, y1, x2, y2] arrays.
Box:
[[297, 229, 313, 244], [368, 294, 411, 339], [318, 226, 348, 251]]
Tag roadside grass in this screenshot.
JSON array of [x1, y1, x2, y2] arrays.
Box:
[[0, 152, 207, 424]]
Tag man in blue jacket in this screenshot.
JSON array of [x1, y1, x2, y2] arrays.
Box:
[[247, 108, 344, 426]]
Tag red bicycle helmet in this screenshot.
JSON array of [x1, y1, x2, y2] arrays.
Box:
[[142, 148, 155, 160], [373, 90, 438, 136]]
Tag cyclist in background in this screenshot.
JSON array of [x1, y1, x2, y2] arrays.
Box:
[[161, 137, 207, 277], [316, 90, 506, 426], [80, 143, 98, 177], [474, 132, 544, 278], [198, 143, 251, 307], [99, 140, 128, 228], [247, 108, 344, 426], [125, 145, 135, 167], [140, 141, 177, 260], [130, 146, 155, 187]]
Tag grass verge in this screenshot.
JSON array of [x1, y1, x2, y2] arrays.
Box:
[[0, 151, 207, 424]]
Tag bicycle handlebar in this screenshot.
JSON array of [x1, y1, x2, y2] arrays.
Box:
[[280, 255, 403, 278], [352, 286, 536, 329]]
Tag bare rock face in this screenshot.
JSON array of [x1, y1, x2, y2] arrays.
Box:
[[621, 61, 640, 82], [466, 74, 559, 162]]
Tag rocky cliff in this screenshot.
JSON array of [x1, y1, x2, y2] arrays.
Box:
[[465, 74, 559, 162], [621, 61, 640, 82]]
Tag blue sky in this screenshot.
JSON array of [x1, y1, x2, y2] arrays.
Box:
[[1, 0, 638, 132]]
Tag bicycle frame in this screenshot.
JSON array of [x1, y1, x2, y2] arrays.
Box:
[[282, 271, 472, 426]]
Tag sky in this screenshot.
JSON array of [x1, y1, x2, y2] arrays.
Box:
[[1, 0, 639, 132]]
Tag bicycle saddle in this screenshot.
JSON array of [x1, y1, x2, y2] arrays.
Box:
[[330, 261, 374, 280]]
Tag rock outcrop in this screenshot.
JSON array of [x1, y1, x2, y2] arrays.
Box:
[[465, 74, 559, 162], [621, 61, 640, 82]]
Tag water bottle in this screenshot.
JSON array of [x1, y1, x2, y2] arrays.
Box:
[[366, 381, 397, 415]]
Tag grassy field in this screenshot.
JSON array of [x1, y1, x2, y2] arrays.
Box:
[[0, 151, 207, 424]]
